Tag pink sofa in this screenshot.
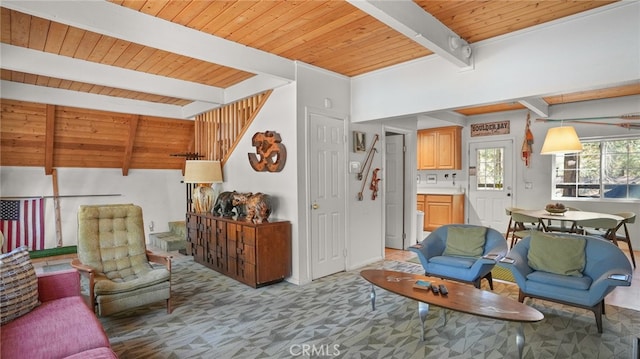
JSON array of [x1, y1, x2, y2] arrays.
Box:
[[1, 269, 117, 359]]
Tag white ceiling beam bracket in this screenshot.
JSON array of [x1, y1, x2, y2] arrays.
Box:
[[347, 0, 472, 67], [518, 97, 550, 117]]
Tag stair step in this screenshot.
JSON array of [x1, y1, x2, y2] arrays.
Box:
[[149, 231, 186, 252]]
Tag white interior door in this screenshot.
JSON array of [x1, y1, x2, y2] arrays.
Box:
[[468, 139, 514, 233], [385, 133, 404, 249], [309, 113, 346, 279]]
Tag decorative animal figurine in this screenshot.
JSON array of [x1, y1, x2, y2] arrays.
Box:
[[212, 191, 237, 216], [231, 192, 272, 223], [231, 192, 252, 217]]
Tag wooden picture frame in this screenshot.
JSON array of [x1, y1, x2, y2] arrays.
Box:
[[353, 131, 366, 153]]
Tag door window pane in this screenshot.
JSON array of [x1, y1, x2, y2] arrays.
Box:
[[476, 147, 504, 190]]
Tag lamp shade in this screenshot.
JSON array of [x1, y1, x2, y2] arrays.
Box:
[[540, 126, 583, 155], [184, 160, 223, 183]]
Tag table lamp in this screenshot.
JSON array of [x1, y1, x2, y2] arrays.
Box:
[[184, 160, 223, 213]]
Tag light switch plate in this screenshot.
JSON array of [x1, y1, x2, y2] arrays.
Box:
[[349, 161, 361, 173]]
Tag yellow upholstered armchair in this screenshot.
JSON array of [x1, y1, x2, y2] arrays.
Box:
[[71, 204, 172, 316]]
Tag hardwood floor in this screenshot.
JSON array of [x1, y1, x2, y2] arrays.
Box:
[[385, 247, 640, 311]]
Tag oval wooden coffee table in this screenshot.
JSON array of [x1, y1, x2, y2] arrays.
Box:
[[361, 269, 543, 359]]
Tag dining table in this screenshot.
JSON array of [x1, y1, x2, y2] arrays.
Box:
[[512, 209, 624, 233]]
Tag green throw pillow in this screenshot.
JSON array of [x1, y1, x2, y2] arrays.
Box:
[[443, 226, 487, 257], [528, 231, 586, 277]]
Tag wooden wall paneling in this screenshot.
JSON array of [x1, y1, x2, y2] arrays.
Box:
[[45, 104, 55, 174], [0, 99, 194, 171], [131, 117, 193, 169], [122, 115, 139, 175], [0, 100, 46, 167]]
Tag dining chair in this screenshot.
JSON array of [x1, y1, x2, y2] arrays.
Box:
[[509, 211, 544, 249], [504, 207, 523, 245], [612, 212, 636, 268], [575, 217, 629, 267], [576, 217, 618, 238]]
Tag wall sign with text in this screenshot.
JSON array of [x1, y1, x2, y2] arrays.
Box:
[[470, 121, 510, 137]]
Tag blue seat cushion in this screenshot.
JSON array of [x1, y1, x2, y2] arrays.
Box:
[[429, 255, 476, 269], [526, 270, 592, 290]]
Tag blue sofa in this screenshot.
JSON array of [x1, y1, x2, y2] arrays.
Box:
[[503, 233, 632, 333]]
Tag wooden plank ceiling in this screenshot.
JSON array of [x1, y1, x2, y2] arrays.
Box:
[[1, 1, 638, 171], [1, 0, 634, 115]]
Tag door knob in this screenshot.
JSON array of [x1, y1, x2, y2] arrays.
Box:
[[312, 203, 319, 209]]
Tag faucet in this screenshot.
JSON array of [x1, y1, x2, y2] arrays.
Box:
[[452, 173, 456, 186]]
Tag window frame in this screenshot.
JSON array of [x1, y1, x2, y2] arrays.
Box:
[[550, 134, 640, 203]]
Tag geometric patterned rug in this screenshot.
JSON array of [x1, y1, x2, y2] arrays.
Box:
[[99, 257, 639, 358]]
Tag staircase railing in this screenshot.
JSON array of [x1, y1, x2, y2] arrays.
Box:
[[194, 90, 272, 164]]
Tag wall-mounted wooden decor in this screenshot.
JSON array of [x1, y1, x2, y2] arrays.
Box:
[[248, 131, 287, 172]]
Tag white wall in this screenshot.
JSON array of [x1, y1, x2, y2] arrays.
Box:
[[465, 95, 640, 249], [347, 122, 385, 268], [0, 167, 185, 248], [351, 2, 639, 123]]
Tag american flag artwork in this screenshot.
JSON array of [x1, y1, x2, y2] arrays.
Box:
[[0, 198, 45, 252]]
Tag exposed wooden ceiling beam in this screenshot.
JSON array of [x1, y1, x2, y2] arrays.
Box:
[[347, 0, 472, 67]]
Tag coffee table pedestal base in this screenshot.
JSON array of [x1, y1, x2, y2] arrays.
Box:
[[369, 284, 528, 359]]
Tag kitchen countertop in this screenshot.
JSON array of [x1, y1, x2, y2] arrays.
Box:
[[417, 187, 465, 195]]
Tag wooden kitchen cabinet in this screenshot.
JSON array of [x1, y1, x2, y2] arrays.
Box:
[[417, 126, 462, 170], [417, 193, 464, 231], [186, 212, 291, 288]]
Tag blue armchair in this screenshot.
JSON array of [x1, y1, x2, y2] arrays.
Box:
[[503, 233, 632, 333], [409, 224, 508, 289]]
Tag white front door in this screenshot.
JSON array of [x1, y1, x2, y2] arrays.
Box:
[[385, 133, 404, 249], [309, 113, 346, 279], [468, 139, 514, 233]]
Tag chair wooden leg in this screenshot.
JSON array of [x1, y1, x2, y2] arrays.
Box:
[[622, 224, 637, 269], [484, 272, 494, 290], [517, 290, 526, 303], [593, 300, 604, 334], [505, 218, 513, 241]]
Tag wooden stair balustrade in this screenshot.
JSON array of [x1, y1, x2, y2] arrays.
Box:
[[194, 90, 272, 164]]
